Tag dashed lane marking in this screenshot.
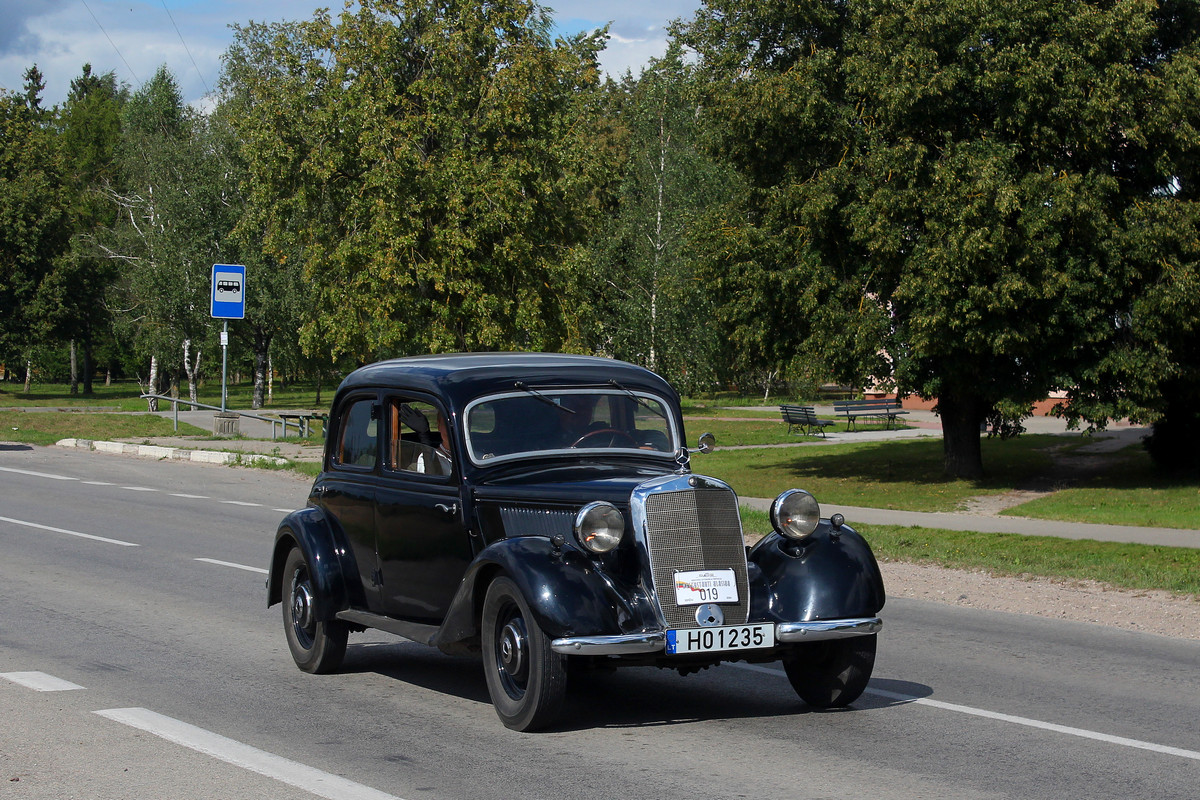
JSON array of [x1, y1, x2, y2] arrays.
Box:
[[0, 515, 139, 547], [195, 558, 268, 575], [0, 671, 85, 691], [735, 663, 1200, 762], [95, 708, 404, 800]]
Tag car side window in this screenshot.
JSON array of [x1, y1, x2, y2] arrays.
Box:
[[387, 398, 453, 478], [336, 398, 378, 468]]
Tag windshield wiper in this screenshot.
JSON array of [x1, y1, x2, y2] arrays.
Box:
[[515, 381, 575, 413], [609, 379, 667, 418]]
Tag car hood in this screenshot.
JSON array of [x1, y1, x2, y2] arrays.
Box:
[[471, 462, 676, 507]]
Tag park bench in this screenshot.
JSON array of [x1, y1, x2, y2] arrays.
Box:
[[832, 398, 908, 431], [779, 404, 836, 437]]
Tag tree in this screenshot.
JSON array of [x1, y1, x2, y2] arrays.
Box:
[[581, 46, 737, 394], [103, 67, 234, 406], [0, 68, 71, 384], [221, 0, 607, 363], [39, 64, 127, 395], [681, 0, 1200, 478]]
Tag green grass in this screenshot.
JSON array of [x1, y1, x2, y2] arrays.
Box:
[[1001, 448, 1200, 530], [697, 435, 1059, 510], [738, 508, 1200, 597], [0, 409, 208, 445], [0, 380, 332, 412]]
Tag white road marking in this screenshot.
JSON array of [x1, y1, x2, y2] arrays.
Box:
[[195, 558, 268, 575], [0, 466, 77, 481], [83, 481, 115, 486], [0, 671, 85, 692], [220, 500, 262, 507], [120, 486, 157, 492], [0, 515, 139, 547], [94, 708, 403, 800], [734, 663, 1200, 762], [171, 493, 209, 499], [273, 508, 293, 513]]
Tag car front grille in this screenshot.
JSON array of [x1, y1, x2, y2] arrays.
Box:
[[640, 483, 749, 629]]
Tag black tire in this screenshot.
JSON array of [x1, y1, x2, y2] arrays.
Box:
[[481, 576, 567, 731], [282, 546, 348, 674], [783, 635, 877, 709]]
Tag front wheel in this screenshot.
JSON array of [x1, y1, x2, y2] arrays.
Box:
[[282, 546, 348, 674], [783, 635, 876, 709], [481, 576, 567, 731]]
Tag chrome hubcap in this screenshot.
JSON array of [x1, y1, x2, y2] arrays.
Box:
[[498, 619, 527, 683], [291, 583, 314, 631]]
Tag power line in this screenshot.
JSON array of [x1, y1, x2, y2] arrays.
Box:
[[160, 0, 211, 96], [79, 0, 140, 85]]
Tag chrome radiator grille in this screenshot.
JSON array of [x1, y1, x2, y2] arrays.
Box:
[[642, 487, 749, 628]]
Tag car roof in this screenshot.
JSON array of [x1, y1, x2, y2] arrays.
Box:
[[334, 353, 680, 412]]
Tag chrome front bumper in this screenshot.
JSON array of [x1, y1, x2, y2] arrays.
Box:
[[551, 617, 881, 656]]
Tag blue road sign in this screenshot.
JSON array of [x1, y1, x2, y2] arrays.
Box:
[[211, 264, 246, 319]]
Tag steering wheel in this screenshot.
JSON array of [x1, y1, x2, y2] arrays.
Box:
[[570, 428, 638, 448]]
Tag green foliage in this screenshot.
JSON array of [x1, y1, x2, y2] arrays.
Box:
[[578, 46, 739, 394], [222, 0, 607, 362], [0, 84, 71, 365], [680, 0, 1200, 478], [0, 409, 207, 445]]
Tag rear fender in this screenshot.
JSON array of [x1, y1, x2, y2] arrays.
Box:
[[267, 507, 359, 621], [434, 537, 656, 656], [748, 523, 886, 622]]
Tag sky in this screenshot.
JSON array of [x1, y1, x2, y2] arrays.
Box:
[[0, 0, 702, 110]]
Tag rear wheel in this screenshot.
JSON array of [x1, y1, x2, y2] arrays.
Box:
[[783, 635, 876, 709], [481, 576, 567, 731], [282, 547, 348, 674]]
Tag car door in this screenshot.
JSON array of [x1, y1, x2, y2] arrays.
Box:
[[316, 392, 384, 613], [374, 396, 475, 623]]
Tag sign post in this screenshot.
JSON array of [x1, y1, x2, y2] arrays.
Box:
[[210, 265, 246, 413]]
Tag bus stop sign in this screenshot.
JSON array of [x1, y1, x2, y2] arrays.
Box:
[[211, 264, 246, 319]]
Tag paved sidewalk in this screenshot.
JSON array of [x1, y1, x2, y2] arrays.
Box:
[[739, 496, 1198, 549], [54, 407, 1195, 548]]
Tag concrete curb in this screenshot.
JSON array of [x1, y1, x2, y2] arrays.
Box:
[[56, 438, 289, 467]]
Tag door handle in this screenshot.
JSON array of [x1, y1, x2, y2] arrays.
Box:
[[435, 502, 459, 516]]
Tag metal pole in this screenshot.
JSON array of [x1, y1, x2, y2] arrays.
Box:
[[221, 320, 228, 412]]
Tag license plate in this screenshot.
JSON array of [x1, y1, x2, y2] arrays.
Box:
[[666, 624, 774, 655], [673, 568, 738, 606]]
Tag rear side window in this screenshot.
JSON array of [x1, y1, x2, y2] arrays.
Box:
[[336, 398, 378, 468]]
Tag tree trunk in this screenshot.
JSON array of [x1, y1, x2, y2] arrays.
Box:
[[69, 340, 78, 395], [182, 339, 200, 404], [146, 356, 159, 411], [252, 329, 272, 409], [937, 391, 985, 480], [23, 359, 32, 393]]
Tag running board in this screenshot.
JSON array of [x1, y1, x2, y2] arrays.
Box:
[[335, 609, 439, 646]]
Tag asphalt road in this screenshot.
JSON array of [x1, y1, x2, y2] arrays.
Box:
[[1, 445, 1197, 799]]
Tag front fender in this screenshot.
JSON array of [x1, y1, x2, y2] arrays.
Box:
[[748, 522, 886, 623], [434, 537, 657, 656], [267, 507, 359, 621]]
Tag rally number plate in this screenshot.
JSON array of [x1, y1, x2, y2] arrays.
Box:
[[666, 624, 775, 655], [673, 568, 738, 606]]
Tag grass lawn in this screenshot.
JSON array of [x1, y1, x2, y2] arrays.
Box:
[[0, 380, 333, 412], [1003, 448, 1200, 530], [0, 409, 208, 445], [738, 507, 1200, 597], [697, 434, 1061, 510]]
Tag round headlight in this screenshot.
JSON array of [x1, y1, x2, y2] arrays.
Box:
[[574, 501, 625, 554], [770, 489, 821, 540]]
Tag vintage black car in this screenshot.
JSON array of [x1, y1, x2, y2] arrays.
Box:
[[267, 353, 885, 730]]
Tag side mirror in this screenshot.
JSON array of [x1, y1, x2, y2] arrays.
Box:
[[697, 432, 716, 454]]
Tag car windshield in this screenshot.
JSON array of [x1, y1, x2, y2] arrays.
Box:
[[464, 388, 679, 464]]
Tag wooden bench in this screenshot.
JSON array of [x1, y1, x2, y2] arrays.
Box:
[[832, 399, 908, 431], [779, 404, 836, 437]]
